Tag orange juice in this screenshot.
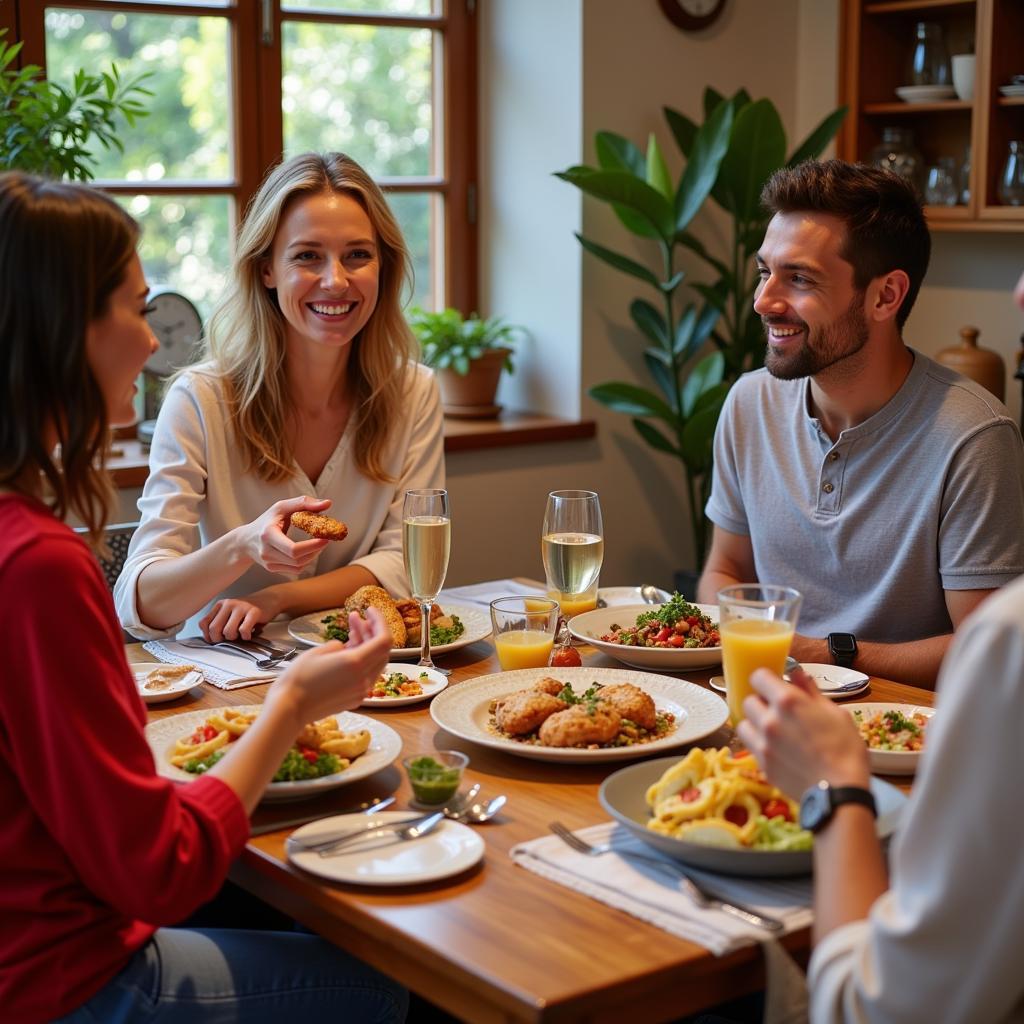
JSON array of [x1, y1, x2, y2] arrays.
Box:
[[720, 619, 794, 725], [547, 588, 598, 617], [494, 629, 555, 670]]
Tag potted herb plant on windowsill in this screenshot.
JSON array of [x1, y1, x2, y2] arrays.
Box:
[[410, 307, 521, 419]]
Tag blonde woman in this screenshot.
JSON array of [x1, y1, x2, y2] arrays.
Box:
[[115, 152, 444, 641]]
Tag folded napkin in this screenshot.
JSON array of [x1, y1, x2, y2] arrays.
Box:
[[440, 579, 544, 610], [142, 639, 284, 689], [510, 821, 813, 956]]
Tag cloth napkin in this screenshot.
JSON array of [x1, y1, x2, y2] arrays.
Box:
[[440, 579, 544, 610], [142, 639, 285, 689], [510, 821, 813, 955]]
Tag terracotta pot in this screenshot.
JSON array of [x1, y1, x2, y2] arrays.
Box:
[[435, 348, 511, 419], [935, 326, 1006, 401]]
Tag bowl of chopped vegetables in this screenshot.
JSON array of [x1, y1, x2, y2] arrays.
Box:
[[568, 594, 722, 670], [846, 703, 933, 775]]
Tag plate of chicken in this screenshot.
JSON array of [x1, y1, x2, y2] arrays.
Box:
[[429, 667, 729, 763]]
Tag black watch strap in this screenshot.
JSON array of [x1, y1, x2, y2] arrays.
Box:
[[800, 780, 877, 833], [828, 632, 858, 668]]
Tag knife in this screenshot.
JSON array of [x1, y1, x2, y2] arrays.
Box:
[[249, 795, 396, 837]]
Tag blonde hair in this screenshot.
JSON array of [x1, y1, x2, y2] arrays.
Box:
[[202, 152, 417, 482]]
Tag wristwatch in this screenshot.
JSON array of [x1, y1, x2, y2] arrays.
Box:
[[799, 780, 877, 834], [828, 631, 858, 668]]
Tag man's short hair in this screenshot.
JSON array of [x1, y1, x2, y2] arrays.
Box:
[[760, 159, 931, 330]]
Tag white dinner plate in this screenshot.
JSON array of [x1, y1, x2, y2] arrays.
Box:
[[287, 811, 484, 885], [999, 84, 1024, 97], [846, 702, 933, 776], [600, 756, 907, 877], [569, 603, 722, 670], [429, 666, 728, 764], [133, 662, 204, 705], [288, 603, 490, 660], [360, 663, 448, 708], [145, 706, 402, 802], [597, 585, 672, 606], [895, 84, 956, 102], [708, 663, 870, 701]]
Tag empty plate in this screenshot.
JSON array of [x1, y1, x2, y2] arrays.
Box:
[[709, 663, 869, 701]]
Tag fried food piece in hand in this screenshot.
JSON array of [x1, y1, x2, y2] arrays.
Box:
[[291, 511, 349, 541], [494, 690, 567, 736], [532, 676, 567, 697], [539, 704, 622, 747], [345, 585, 407, 647], [597, 683, 657, 731]]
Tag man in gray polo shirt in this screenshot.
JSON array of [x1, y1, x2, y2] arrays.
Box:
[[698, 160, 1024, 687]]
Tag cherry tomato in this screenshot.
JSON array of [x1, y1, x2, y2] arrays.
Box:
[[653, 626, 672, 643], [762, 798, 792, 822], [667, 634, 685, 647], [680, 787, 701, 803], [723, 805, 749, 827], [549, 645, 582, 668], [299, 746, 319, 764]]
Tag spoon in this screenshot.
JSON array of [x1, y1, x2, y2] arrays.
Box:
[[639, 584, 664, 604], [448, 793, 507, 823]]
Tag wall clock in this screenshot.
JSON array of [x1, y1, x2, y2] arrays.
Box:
[[144, 287, 202, 377], [658, 0, 727, 32]]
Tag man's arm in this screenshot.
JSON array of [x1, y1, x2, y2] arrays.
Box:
[[696, 526, 757, 603], [790, 588, 994, 689]]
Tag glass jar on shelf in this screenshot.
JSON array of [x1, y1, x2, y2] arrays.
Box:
[[997, 141, 1024, 206], [907, 21, 950, 86], [959, 145, 971, 205], [925, 157, 958, 206], [870, 127, 924, 194]]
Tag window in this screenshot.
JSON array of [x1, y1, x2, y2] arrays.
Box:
[[10, 0, 477, 315]]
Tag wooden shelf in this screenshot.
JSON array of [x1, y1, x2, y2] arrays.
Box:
[[840, 0, 1024, 231], [106, 412, 598, 489]]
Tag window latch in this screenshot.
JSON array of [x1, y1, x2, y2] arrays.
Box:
[[260, 0, 274, 46]]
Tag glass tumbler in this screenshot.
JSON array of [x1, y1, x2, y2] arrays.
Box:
[[925, 158, 958, 206], [998, 141, 1024, 206], [870, 127, 924, 193]]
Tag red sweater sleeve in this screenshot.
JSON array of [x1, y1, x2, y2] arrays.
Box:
[[1, 530, 249, 925]]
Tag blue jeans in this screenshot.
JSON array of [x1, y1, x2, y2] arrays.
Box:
[[55, 928, 408, 1023]]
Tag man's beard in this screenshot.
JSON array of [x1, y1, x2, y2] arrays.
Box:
[[763, 293, 870, 381]]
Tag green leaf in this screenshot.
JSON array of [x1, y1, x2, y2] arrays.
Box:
[[576, 233, 661, 290], [630, 299, 669, 348], [660, 269, 685, 293], [632, 418, 680, 455], [645, 132, 673, 200], [703, 86, 726, 119], [555, 166, 668, 240], [588, 382, 676, 424], [691, 282, 728, 313], [675, 97, 734, 231], [674, 230, 730, 280], [680, 402, 723, 473], [682, 351, 725, 417], [787, 106, 848, 167], [595, 131, 646, 176], [643, 349, 676, 403], [692, 380, 731, 415], [663, 105, 697, 159], [687, 301, 723, 360], [717, 99, 787, 222], [673, 306, 698, 356]]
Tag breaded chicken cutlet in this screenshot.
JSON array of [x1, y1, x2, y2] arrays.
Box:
[[531, 677, 567, 697], [493, 690, 568, 736], [291, 511, 349, 541], [539, 703, 622, 747], [344, 585, 407, 647], [596, 683, 657, 731]]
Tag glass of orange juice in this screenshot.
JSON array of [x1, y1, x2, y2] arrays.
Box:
[[717, 585, 802, 726], [490, 596, 560, 671]]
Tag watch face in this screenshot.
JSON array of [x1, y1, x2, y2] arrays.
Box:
[[145, 290, 202, 376], [829, 633, 857, 656], [799, 782, 830, 832]]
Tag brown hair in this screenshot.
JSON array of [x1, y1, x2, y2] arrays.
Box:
[[0, 171, 139, 544], [201, 152, 417, 483], [760, 159, 931, 330]]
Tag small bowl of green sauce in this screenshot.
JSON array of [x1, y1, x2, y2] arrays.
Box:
[[403, 751, 468, 806]]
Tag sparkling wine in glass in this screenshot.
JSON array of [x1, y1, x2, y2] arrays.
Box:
[[541, 490, 604, 617], [402, 489, 451, 671]]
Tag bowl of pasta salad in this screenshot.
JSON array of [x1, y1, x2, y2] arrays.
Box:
[[846, 703, 933, 776], [599, 751, 907, 877]]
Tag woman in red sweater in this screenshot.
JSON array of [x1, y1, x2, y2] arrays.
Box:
[[0, 172, 407, 1022]]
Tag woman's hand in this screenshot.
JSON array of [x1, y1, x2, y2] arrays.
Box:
[[234, 496, 332, 575], [737, 666, 870, 800], [266, 607, 391, 727], [200, 591, 282, 642]]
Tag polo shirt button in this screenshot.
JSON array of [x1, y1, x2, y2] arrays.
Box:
[[823, 482, 834, 494], [829, 451, 840, 461]]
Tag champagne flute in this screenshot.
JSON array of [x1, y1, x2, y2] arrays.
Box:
[[403, 489, 451, 672], [541, 490, 604, 618]]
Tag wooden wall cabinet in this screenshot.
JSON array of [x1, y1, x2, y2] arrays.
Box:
[[839, 0, 1024, 232]]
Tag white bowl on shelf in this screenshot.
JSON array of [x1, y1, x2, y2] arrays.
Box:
[[895, 84, 956, 103]]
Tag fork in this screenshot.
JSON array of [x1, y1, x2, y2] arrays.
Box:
[[548, 822, 785, 933], [178, 637, 294, 670], [288, 810, 445, 856]]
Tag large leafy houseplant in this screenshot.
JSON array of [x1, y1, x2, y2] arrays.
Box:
[[556, 88, 845, 569], [0, 30, 152, 181]]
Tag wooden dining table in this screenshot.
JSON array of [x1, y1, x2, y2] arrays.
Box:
[[130, 584, 935, 1024]]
